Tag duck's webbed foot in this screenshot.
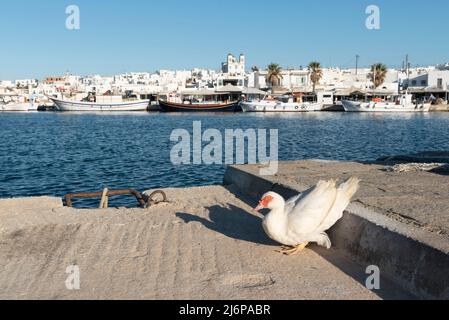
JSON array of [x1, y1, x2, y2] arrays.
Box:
[[276, 243, 309, 256]]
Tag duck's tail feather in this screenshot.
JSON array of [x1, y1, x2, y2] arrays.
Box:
[[316, 177, 361, 232], [309, 232, 332, 249], [339, 177, 361, 201]]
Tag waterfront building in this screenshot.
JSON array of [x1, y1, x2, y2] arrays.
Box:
[[43, 76, 65, 84], [0, 80, 14, 87], [404, 69, 449, 102], [217, 53, 247, 88], [15, 79, 38, 88], [405, 69, 449, 90]]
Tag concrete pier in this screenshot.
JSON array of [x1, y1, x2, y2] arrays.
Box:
[[1, 159, 448, 299], [0, 186, 398, 300]]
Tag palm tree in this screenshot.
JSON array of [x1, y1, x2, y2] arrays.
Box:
[[369, 63, 388, 88], [266, 63, 283, 88], [308, 62, 323, 93]]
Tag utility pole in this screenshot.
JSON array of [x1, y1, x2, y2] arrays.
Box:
[[405, 54, 409, 77], [405, 54, 410, 93], [356, 55, 360, 75]]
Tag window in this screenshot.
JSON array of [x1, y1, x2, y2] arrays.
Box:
[[437, 78, 443, 88], [421, 80, 427, 86], [412, 80, 417, 86]]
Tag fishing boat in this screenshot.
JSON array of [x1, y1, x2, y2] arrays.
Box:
[[342, 94, 431, 113], [50, 95, 150, 112], [159, 100, 239, 112], [240, 95, 323, 113]]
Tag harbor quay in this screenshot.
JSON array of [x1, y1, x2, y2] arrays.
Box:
[[1, 155, 448, 300]]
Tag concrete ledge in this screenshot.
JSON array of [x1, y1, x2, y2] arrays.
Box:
[[430, 104, 449, 112], [224, 164, 449, 299], [0, 196, 63, 211]]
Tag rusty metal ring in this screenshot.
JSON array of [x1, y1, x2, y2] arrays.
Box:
[[146, 190, 168, 207]]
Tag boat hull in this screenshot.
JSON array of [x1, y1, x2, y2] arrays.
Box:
[[51, 98, 150, 112], [0, 102, 38, 112], [240, 101, 323, 112], [342, 100, 431, 113], [159, 100, 239, 112]]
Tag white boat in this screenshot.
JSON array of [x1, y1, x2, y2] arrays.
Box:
[[240, 99, 323, 113], [0, 96, 38, 112], [0, 102, 38, 112], [342, 94, 431, 113], [50, 96, 150, 112]]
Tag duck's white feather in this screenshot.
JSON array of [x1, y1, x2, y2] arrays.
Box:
[[284, 193, 302, 215], [287, 180, 338, 237], [316, 177, 360, 232]]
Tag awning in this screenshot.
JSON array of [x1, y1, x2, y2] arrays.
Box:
[[215, 84, 243, 93], [241, 87, 267, 95]]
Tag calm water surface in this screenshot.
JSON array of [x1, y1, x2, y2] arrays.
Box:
[[1, 112, 449, 207]]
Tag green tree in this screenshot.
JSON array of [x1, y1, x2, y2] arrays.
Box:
[[308, 61, 323, 93], [266, 63, 283, 88], [369, 63, 388, 88]]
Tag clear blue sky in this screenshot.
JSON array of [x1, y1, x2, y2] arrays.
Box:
[[0, 0, 448, 79]]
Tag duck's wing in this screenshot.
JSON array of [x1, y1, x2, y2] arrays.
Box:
[[316, 177, 360, 232], [287, 180, 338, 236], [284, 193, 302, 215]]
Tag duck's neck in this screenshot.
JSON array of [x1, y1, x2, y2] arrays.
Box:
[[264, 203, 288, 241]]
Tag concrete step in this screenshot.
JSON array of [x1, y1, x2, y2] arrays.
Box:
[[224, 160, 449, 299]]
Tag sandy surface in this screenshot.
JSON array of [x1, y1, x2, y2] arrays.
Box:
[[0, 186, 389, 300], [234, 160, 449, 238]]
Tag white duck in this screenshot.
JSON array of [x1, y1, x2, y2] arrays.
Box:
[[253, 177, 360, 255]]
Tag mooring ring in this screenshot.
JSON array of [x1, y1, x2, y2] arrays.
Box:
[[146, 190, 168, 207]]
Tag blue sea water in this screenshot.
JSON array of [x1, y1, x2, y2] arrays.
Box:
[[1, 112, 449, 207]]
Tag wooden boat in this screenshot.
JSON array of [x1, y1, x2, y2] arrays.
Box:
[[159, 100, 239, 112]]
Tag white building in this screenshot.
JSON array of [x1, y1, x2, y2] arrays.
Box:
[[248, 69, 309, 91], [15, 79, 38, 88], [217, 53, 247, 88], [221, 53, 245, 76], [0, 80, 14, 88], [406, 69, 449, 90]]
